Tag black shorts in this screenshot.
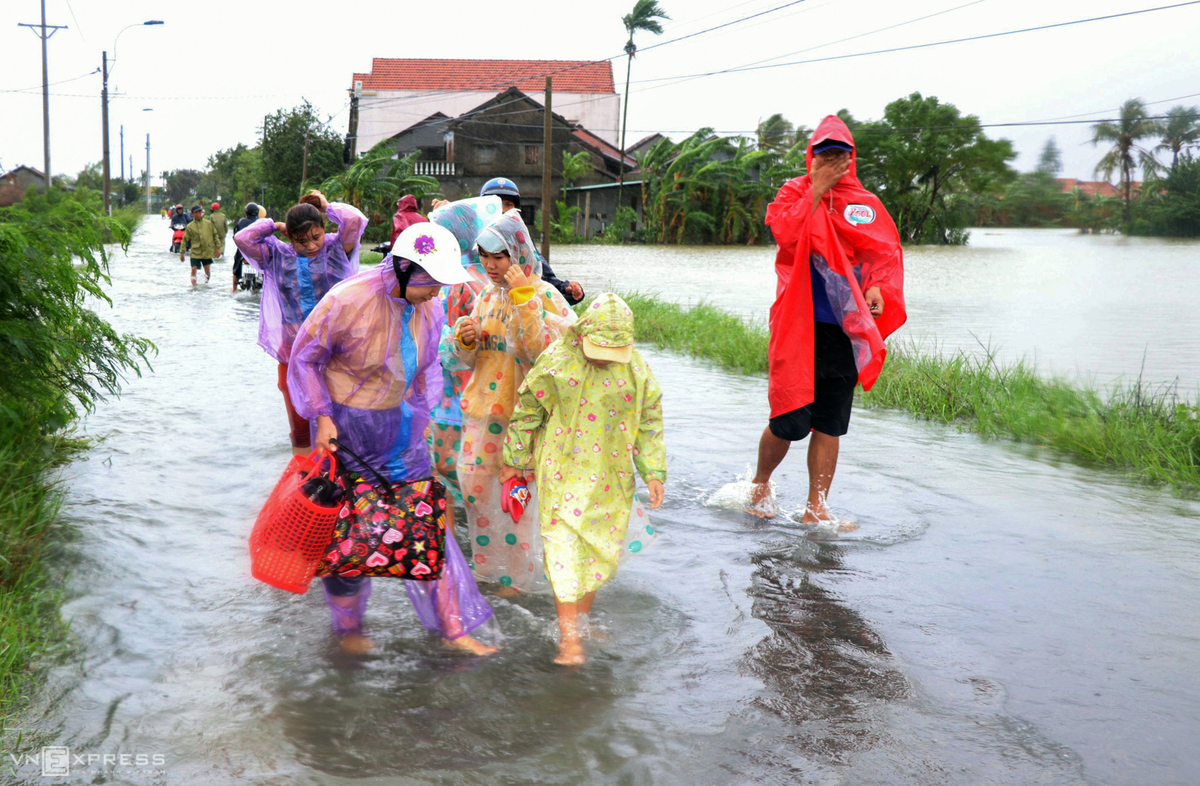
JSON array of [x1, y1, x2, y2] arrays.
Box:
[[769, 323, 858, 440], [190, 257, 213, 269]]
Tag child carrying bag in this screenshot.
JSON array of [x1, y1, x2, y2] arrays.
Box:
[[249, 449, 342, 594], [316, 439, 449, 581]]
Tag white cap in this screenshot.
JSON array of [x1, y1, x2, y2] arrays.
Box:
[[393, 223, 472, 285]]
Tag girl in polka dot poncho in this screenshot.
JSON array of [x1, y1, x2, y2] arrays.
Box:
[[501, 293, 666, 665], [445, 210, 575, 592]]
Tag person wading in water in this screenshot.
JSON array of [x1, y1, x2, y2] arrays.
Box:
[[748, 115, 906, 525]]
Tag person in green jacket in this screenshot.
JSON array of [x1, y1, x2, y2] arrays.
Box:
[[208, 202, 227, 257], [180, 204, 221, 286]]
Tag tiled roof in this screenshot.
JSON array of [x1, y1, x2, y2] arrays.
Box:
[[1055, 179, 1130, 198], [353, 59, 615, 94], [571, 127, 637, 169]]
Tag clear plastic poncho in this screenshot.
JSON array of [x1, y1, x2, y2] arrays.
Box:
[[287, 262, 495, 640], [426, 198, 501, 499], [442, 211, 576, 590], [234, 202, 366, 363]]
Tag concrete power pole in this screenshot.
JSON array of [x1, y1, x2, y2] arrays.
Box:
[[119, 124, 125, 206], [541, 76, 552, 261], [102, 51, 111, 215], [145, 133, 151, 213], [18, 1, 67, 192], [346, 80, 362, 163]]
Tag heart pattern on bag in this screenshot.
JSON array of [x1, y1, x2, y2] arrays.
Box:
[[316, 476, 448, 582]]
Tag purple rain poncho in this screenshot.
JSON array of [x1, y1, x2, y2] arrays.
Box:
[[287, 262, 494, 640], [234, 202, 367, 364]]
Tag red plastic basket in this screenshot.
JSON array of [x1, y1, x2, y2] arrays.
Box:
[[249, 450, 341, 593]]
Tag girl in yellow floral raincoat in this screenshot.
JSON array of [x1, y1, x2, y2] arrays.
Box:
[[446, 211, 575, 592], [501, 293, 666, 665]]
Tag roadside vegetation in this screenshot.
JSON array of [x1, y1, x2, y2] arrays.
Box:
[[0, 186, 153, 727], [612, 295, 1200, 489]]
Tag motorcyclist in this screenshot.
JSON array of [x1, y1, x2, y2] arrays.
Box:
[[169, 205, 190, 252], [231, 202, 260, 292]]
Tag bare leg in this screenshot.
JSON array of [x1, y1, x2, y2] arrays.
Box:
[[231, 275, 238, 293], [749, 426, 791, 518], [203, 263, 211, 282], [803, 431, 857, 530], [554, 595, 587, 665], [189, 267, 197, 287]]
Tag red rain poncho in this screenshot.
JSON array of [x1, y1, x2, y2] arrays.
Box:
[[390, 195, 426, 246], [764, 115, 906, 419]]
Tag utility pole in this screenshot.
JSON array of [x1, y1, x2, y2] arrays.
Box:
[[18, 1, 67, 192], [101, 51, 111, 215], [144, 133, 151, 213], [300, 129, 310, 198], [346, 80, 362, 164], [119, 124, 125, 206], [541, 76, 553, 261]]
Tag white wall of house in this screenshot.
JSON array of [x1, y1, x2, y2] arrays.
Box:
[[357, 90, 620, 153]]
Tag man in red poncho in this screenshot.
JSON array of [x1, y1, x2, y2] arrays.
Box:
[[749, 115, 906, 523]]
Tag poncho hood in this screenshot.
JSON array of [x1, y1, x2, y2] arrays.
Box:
[[476, 210, 543, 285], [390, 194, 428, 246]]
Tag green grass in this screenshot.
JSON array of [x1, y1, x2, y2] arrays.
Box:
[[613, 294, 1200, 489], [0, 427, 73, 729], [596, 293, 770, 375], [109, 206, 143, 238], [360, 250, 384, 267]]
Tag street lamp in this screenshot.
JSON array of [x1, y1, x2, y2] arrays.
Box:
[[103, 20, 164, 215]]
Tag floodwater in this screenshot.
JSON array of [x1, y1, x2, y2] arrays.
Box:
[[9, 223, 1200, 785], [556, 228, 1200, 393]]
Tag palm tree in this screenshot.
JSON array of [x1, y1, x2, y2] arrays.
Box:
[[617, 0, 669, 215], [319, 142, 438, 240], [756, 114, 794, 154], [1091, 98, 1162, 227], [1156, 105, 1200, 169]]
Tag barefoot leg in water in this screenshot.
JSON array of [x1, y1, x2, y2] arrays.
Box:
[[801, 431, 858, 531], [435, 542, 497, 656], [750, 426, 791, 518], [554, 592, 593, 665]]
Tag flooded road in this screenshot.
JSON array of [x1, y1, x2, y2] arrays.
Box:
[[12, 221, 1200, 784]]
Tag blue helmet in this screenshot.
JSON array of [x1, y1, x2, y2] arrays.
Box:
[[479, 177, 520, 200]]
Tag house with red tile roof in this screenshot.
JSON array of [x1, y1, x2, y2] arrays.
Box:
[[385, 87, 637, 234], [351, 58, 620, 154], [1055, 179, 1139, 199]]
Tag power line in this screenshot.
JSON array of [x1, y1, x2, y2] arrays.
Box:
[[0, 68, 99, 93], [634, 0, 1200, 83]]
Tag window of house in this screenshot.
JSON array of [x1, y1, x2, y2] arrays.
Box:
[[524, 145, 540, 166], [476, 145, 496, 165]]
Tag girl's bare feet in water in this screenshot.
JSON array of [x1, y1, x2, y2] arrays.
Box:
[[494, 585, 520, 598], [748, 482, 777, 518], [339, 633, 374, 655], [554, 639, 585, 665], [444, 635, 498, 656]]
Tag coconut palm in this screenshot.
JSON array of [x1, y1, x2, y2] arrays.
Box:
[[617, 0, 669, 215], [756, 114, 794, 154], [1091, 99, 1162, 227], [1156, 105, 1200, 169], [319, 142, 438, 242]]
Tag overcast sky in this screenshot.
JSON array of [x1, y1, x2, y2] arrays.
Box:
[[3, 0, 1197, 186]]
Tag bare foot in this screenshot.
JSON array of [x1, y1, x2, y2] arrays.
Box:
[[748, 482, 777, 519], [799, 513, 860, 533], [444, 635, 498, 656], [554, 640, 585, 665], [339, 633, 374, 655], [493, 585, 520, 598]]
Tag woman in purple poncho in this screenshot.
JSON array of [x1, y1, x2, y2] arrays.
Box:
[[234, 191, 366, 455], [287, 223, 498, 656]]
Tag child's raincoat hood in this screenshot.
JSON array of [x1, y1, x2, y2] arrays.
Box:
[[475, 210, 543, 284]]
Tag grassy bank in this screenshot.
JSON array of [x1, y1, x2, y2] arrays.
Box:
[[0, 191, 153, 730], [615, 294, 1200, 489], [0, 429, 73, 723]]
